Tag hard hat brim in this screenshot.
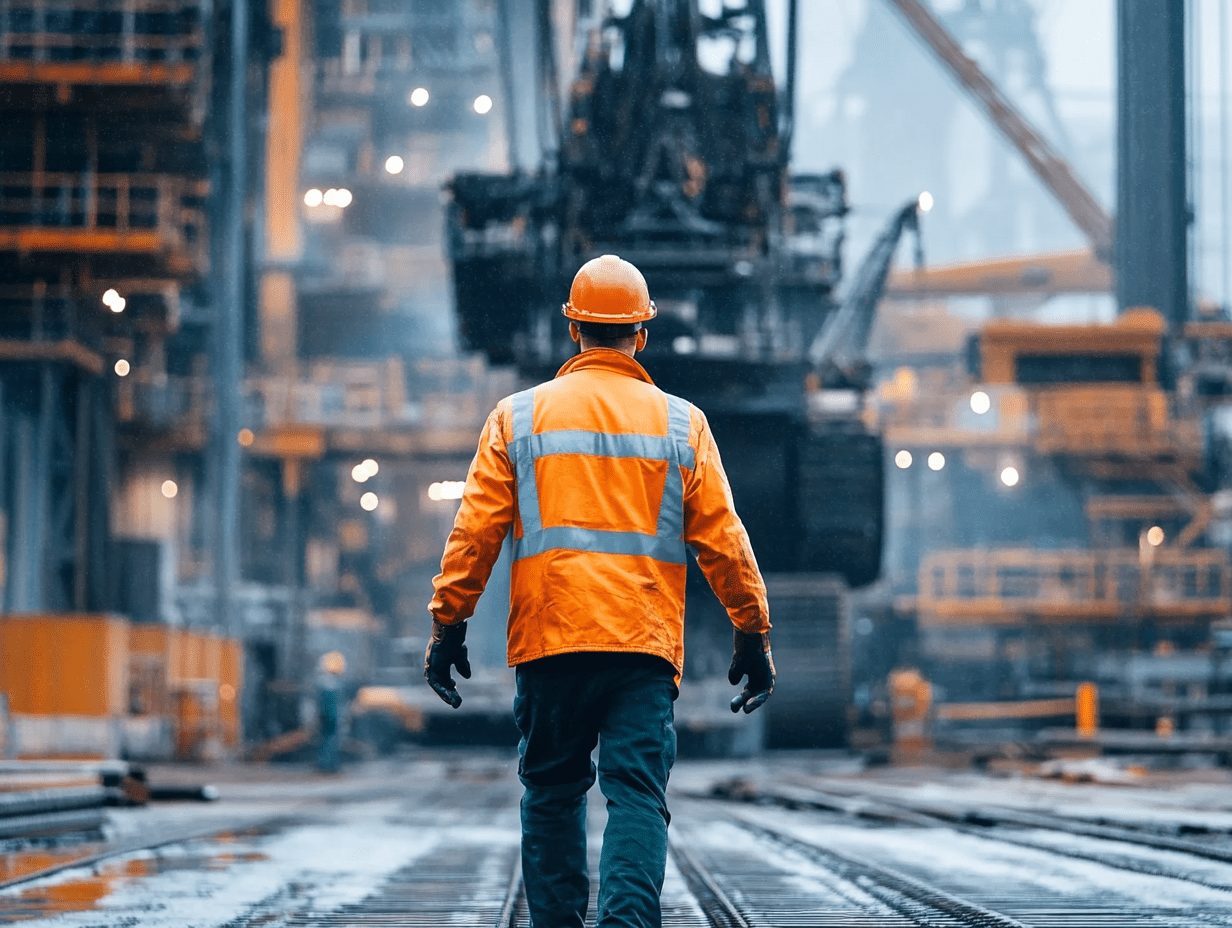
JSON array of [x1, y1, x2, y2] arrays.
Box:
[[561, 300, 657, 323]]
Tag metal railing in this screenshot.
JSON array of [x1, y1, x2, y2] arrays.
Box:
[[115, 373, 208, 430], [879, 380, 1203, 461], [918, 547, 1232, 622], [1035, 385, 1199, 457], [0, 0, 202, 67], [247, 357, 516, 433], [115, 358, 519, 448], [0, 172, 206, 271]]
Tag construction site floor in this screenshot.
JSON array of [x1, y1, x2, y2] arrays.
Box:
[[3, 750, 1232, 926]]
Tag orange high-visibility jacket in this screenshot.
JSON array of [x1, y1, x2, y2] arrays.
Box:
[[428, 348, 770, 675]]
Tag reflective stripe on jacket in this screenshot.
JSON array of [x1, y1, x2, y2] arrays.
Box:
[[428, 348, 770, 675]]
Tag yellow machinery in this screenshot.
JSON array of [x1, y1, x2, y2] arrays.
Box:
[[888, 308, 1227, 625], [877, 308, 1231, 737]]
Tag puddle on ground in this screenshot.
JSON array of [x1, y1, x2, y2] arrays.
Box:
[[0, 817, 293, 890], [0, 842, 268, 921], [0, 842, 108, 886]]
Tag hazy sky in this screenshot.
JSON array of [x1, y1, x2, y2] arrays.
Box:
[[760, 0, 1230, 315]]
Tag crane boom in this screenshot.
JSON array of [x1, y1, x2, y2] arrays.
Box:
[[809, 198, 922, 385], [885, 0, 1113, 255]]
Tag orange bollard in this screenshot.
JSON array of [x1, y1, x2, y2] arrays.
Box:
[[1075, 681, 1099, 738], [889, 668, 933, 758]]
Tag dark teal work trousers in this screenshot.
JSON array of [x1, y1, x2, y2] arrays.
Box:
[[514, 652, 678, 928]]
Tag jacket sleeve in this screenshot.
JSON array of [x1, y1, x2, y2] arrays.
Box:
[[682, 408, 771, 634], [428, 404, 516, 625]]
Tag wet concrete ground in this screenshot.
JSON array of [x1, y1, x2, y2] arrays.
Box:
[[3, 750, 1232, 926]]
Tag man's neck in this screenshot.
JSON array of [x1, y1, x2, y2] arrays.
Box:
[[579, 340, 636, 358]]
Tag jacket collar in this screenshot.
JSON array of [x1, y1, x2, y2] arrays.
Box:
[[555, 348, 656, 385]]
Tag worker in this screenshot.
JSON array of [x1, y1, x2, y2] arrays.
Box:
[[316, 651, 347, 773], [427, 254, 774, 928]]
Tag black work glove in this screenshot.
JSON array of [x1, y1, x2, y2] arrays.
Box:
[[425, 619, 471, 708], [728, 629, 775, 714]]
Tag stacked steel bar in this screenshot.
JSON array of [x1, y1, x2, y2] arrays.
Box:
[[0, 760, 148, 840]]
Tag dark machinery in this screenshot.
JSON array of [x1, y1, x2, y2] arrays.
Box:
[[446, 0, 933, 748], [447, 0, 925, 596]]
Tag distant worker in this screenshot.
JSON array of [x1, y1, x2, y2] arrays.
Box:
[[427, 254, 774, 928], [316, 650, 347, 773]]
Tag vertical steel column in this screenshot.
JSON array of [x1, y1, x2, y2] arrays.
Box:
[[32, 365, 57, 610], [782, 0, 798, 162], [1116, 0, 1188, 332], [1221, 0, 1230, 312], [496, 0, 519, 171], [534, 0, 561, 160], [214, 0, 247, 635], [72, 377, 91, 610], [0, 379, 7, 609]]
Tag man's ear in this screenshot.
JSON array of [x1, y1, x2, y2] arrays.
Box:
[[635, 328, 648, 352], [569, 321, 581, 344]]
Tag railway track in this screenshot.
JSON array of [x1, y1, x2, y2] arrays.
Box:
[[706, 777, 1232, 894], [7, 756, 1232, 926]]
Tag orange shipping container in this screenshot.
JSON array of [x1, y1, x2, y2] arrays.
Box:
[[128, 625, 180, 716], [172, 630, 222, 685], [0, 615, 129, 717]]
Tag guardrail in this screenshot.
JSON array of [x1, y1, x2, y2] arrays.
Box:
[[918, 547, 1232, 623], [0, 0, 202, 68], [115, 358, 518, 448], [1035, 385, 1200, 458], [115, 373, 207, 430], [0, 172, 206, 273]]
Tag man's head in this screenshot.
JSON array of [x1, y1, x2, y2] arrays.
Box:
[[562, 255, 655, 357]]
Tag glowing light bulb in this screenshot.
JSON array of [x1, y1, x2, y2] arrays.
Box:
[[473, 94, 493, 115], [1147, 525, 1165, 547], [304, 188, 323, 207], [161, 480, 178, 499], [894, 450, 913, 469], [927, 452, 945, 471], [102, 288, 126, 313], [409, 87, 430, 107], [1000, 466, 1020, 487], [428, 481, 465, 501], [970, 391, 991, 415], [114, 358, 131, 377], [384, 155, 404, 174], [918, 191, 934, 213], [360, 491, 379, 511]]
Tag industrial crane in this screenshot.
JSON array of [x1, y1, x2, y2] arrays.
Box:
[[811, 197, 925, 390], [877, 0, 1114, 304]]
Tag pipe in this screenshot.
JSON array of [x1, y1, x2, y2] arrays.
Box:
[[215, 0, 247, 637]]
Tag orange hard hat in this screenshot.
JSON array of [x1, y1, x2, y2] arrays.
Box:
[[561, 255, 657, 324]]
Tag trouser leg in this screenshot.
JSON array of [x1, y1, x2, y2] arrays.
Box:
[[595, 670, 677, 928], [515, 664, 600, 928], [521, 778, 592, 928]]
